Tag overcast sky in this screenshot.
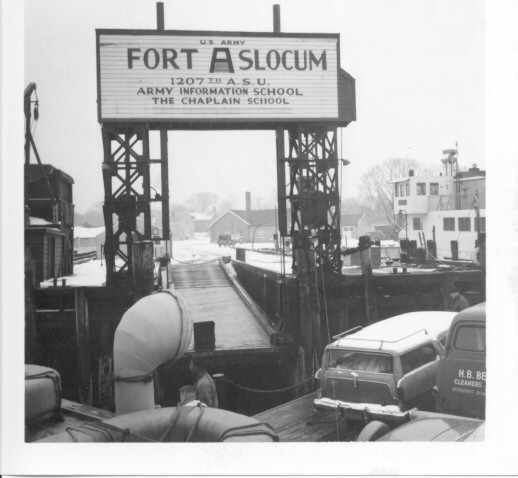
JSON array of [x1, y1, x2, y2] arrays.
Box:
[[23, 0, 485, 213]]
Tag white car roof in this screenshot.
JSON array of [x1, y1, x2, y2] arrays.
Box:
[[329, 311, 457, 354]]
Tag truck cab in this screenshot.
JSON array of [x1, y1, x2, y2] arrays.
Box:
[[435, 302, 486, 419], [218, 234, 232, 247]]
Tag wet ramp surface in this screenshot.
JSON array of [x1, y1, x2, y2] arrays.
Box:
[[171, 262, 273, 352], [171, 261, 232, 289]]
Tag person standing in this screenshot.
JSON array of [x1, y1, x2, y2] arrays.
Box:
[[448, 287, 470, 312], [190, 358, 219, 408]]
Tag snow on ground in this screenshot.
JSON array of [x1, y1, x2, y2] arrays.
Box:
[[28, 216, 54, 226], [39, 258, 108, 288], [171, 237, 289, 274], [74, 226, 105, 238], [38, 237, 405, 288], [39, 238, 287, 287]]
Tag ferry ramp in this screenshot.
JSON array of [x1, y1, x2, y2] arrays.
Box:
[[171, 260, 276, 354]]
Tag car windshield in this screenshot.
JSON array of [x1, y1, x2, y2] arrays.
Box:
[[328, 350, 393, 374]]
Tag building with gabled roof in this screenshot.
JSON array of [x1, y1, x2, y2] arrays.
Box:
[[209, 192, 280, 244], [171, 211, 218, 240], [340, 212, 373, 242], [73, 226, 106, 258], [210, 209, 278, 244]]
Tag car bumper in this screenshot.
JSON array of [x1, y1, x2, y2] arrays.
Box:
[[314, 397, 412, 424]]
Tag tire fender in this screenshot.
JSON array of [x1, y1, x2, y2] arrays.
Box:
[[356, 421, 390, 442]]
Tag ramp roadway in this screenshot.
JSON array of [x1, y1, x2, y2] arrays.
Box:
[[171, 260, 275, 354]]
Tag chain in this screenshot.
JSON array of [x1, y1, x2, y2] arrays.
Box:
[[222, 375, 313, 394]]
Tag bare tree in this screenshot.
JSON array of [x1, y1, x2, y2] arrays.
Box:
[[359, 158, 425, 229], [185, 192, 219, 213], [75, 201, 104, 227], [341, 196, 372, 215], [217, 195, 238, 214]]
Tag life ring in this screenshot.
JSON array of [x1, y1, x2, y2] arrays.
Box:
[[34, 405, 278, 443]]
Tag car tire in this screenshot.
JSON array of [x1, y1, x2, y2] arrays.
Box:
[[356, 421, 390, 442]]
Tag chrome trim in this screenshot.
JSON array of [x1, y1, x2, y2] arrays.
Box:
[[314, 397, 411, 422]]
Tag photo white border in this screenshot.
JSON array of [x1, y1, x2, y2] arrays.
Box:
[[2, 0, 518, 475]]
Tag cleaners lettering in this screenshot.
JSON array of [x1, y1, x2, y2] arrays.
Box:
[[127, 47, 327, 72], [453, 368, 486, 389]]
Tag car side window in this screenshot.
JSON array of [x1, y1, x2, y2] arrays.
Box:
[[400, 345, 439, 375]]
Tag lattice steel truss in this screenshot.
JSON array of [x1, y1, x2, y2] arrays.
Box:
[[101, 125, 169, 285], [283, 127, 342, 274]]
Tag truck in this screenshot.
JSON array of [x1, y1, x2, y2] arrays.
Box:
[[434, 302, 486, 419], [218, 234, 233, 247], [218, 233, 241, 247]]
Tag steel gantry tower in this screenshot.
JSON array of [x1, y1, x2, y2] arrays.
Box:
[[286, 127, 343, 274], [102, 125, 170, 286]]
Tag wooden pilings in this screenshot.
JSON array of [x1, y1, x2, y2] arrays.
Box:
[[132, 241, 155, 301], [359, 236, 378, 325], [75, 287, 92, 405], [294, 236, 321, 388], [25, 247, 38, 363]]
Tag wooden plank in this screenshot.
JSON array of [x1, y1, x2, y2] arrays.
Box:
[[254, 392, 352, 442], [75, 287, 92, 405], [181, 287, 272, 351], [254, 392, 319, 426]]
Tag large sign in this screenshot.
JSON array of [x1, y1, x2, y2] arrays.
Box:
[[96, 30, 340, 124]]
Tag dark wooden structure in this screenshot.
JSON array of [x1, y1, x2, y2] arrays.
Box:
[[233, 258, 486, 353], [24, 83, 75, 283], [26, 164, 75, 282], [32, 285, 134, 408]]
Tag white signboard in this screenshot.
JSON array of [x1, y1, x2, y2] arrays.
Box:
[[97, 31, 339, 123]]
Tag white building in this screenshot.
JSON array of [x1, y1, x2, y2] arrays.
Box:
[[73, 226, 105, 258], [392, 164, 485, 261]]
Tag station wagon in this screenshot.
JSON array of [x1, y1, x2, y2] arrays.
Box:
[[314, 311, 457, 425]]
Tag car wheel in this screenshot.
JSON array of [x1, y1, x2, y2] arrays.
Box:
[[356, 421, 390, 442]]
